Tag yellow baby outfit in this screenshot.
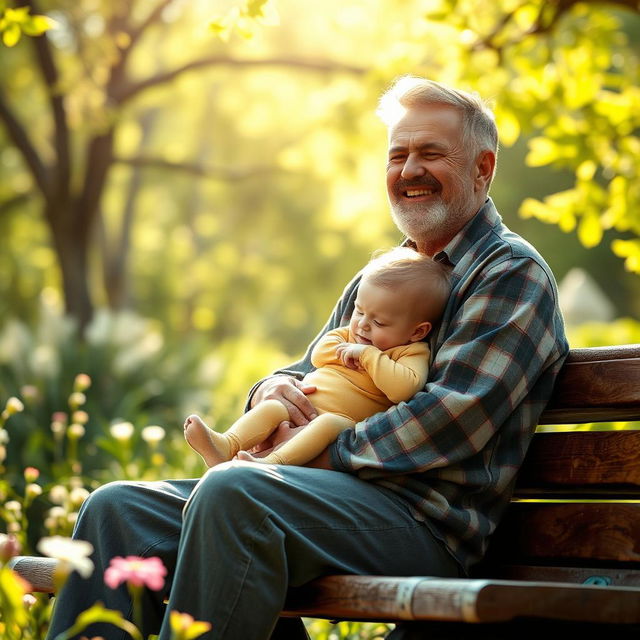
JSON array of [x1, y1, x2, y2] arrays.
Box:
[[303, 326, 431, 421], [214, 326, 430, 467]]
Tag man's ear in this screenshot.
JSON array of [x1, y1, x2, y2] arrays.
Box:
[[411, 321, 432, 342], [474, 150, 496, 192]]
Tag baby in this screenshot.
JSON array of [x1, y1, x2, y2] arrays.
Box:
[[184, 247, 450, 468]]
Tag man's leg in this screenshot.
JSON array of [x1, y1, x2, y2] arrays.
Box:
[[45, 478, 195, 640], [157, 461, 461, 640], [45, 477, 309, 640]]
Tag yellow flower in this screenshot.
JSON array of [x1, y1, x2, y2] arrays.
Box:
[[169, 611, 212, 640]]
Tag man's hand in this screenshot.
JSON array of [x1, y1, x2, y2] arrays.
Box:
[[335, 343, 368, 370], [251, 375, 317, 427]]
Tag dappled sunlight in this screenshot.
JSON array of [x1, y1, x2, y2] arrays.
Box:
[[1, 0, 640, 637]]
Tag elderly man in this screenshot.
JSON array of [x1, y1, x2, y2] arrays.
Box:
[[46, 77, 568, 640]]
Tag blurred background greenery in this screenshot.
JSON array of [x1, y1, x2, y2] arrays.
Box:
[[1, 1, 640, 637]]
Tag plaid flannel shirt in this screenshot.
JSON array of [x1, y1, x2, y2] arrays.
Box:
[[253, 199, 569, 573]]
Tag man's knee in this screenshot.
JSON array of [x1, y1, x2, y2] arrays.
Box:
[[80, 480, 142, 519], [187, 462, 279, 515]]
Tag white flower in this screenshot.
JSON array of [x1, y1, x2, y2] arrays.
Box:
[[69, 487, 89, 507], [67, 423, 86, 439], [37, 536, 94, 578], [4, 397, 24, 415], [49, 485, 69, 505], [141, 425, 165, 444], [110, 421, 134, 442]]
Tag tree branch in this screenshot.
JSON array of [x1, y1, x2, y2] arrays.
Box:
[[113, 155, 278, 180], [0, 193, 31, 218], [128, 0, 178, 49], [19, 0, 71, 201], [471, 0, 640, 53], [114, 56, 367, 104], [0, 88, 49, 198]]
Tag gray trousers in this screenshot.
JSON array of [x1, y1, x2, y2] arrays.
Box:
[[46, 462, 461, 640]]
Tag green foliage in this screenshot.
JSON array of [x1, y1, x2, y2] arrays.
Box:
[[0, 298, 218, 486], [209, 0, 279, 40], [419, 0, 640, 272], [305, 619, 390, 639]]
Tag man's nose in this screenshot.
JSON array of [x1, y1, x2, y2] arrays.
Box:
[[400, 153, 426, 180]]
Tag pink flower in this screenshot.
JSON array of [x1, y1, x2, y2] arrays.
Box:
[[104, 556, 167, 591], [24, 467, 40, 482]]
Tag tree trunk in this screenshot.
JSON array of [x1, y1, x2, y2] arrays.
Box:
[[49, 209, 94, 332]]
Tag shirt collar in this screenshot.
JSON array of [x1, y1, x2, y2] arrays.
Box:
[[401, 198, 502, 266], [433, 198, 502, 266]]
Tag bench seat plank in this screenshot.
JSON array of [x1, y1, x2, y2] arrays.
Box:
[[283, 576, 640, 624], [7, 555, 57, 592]]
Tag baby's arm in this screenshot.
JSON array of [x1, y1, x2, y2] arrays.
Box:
[[310, 328, 349, 368], [342, 344, 430, 403]]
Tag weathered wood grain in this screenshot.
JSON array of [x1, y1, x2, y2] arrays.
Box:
[[284, 576, 640, 624], [516, 430, 640, 490], [489, 502, 640, 564]]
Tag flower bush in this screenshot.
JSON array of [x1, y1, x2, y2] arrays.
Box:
[[0, 347, 392, 638]]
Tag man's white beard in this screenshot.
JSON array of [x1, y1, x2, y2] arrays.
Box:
[[390, 199, 449, 242]]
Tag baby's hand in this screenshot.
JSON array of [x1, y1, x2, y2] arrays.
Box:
[[335, 343, 367, 370]]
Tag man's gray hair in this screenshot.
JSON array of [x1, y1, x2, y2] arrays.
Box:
[[377, 76, 499, 158]]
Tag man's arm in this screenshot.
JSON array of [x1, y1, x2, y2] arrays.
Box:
[[330, 258, 568, 476]]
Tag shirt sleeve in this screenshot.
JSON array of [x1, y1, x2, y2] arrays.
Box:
[[358, 344, 430, 404], [330, 257, 564, 475]]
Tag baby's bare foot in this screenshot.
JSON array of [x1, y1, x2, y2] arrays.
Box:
[[184, 414, 231, 467]]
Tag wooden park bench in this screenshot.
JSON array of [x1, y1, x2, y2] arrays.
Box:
[[9, 344, 640, 636]]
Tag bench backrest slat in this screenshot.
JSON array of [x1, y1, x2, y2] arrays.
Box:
[[485, 344, 640, 580], [515, 430, 640, 490], [539, 346, 640, 424], [491, 502, 640, 565]]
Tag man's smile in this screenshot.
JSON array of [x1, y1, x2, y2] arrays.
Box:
[[405, 188, 436, 197]]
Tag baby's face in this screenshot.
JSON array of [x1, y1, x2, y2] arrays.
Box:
[[349, 278, 429, 351]]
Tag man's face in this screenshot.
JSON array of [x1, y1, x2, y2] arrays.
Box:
[[386, 103, 480, 252]]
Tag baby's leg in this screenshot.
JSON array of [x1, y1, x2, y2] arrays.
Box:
[[184, 400, 289, 467], [238, 413, 354, 466]]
